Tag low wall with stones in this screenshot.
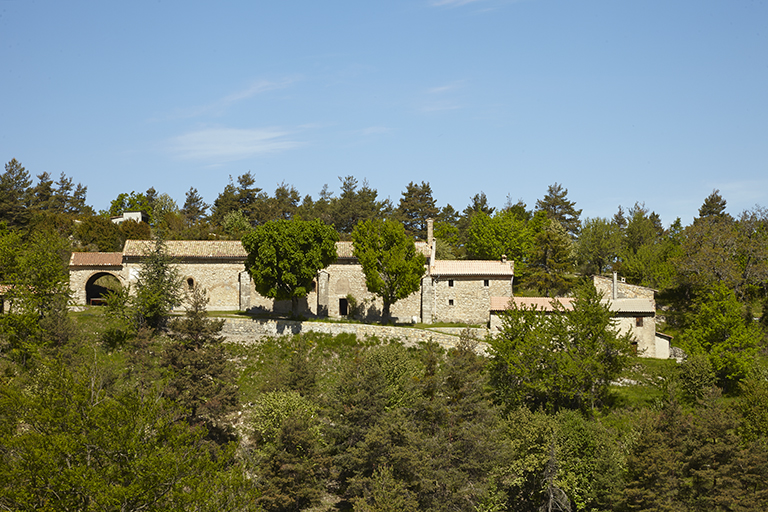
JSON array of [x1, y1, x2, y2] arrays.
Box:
[[221, 317, 490, 354]]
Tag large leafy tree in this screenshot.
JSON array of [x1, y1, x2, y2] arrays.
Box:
[[489, 282, 632, 412], [242, 218, 338, 317], [351, 219, 426, 321], [465, 209, 530, 262], [0, 228, 73, 363], [681, 283, 764, 390], [576, 216, 621, 276]]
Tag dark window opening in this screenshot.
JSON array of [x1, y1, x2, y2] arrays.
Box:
[[187, 277, 195, 291], [483, 279, 490, 287], [448, 279, 454, 287], [339, 298, 349, 316], [636, 317, 644, 327], [448, 299, 454, 306]]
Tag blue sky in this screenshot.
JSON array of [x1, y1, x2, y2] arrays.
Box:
[[2, 0, 766, 226]]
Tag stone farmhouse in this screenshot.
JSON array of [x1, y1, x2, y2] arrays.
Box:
[[68, 222, 668, 358], [489, 273, 670, 359], [69, 222, 515, 325]]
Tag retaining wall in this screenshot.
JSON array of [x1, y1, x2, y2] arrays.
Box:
[[221, 317, 490, 354]]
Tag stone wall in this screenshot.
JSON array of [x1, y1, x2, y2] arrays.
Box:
[[427, 275, 511, 325], [320, 260, 422, 322], [123, 259, 245, 311], [220, 317, 490, 354], [594, 274, 655, 300]]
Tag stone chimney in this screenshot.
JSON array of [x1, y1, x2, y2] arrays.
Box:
[[501, 254, 507, 263], [612, 271, 618, 300], [427, 219, 435, 269]]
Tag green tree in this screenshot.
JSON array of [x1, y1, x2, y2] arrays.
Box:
[[181, 186, 209, 224], [133, 237, 182, 329], [681, 283, 764, 389], [698, 188, 730, 219], [576, 217, 621, 276], [107, 190, 152, 221], [0, 159, 32, 229], [164, 285, 239, 442], [331, 176, 390, 234], [0, 358, 257, 511], [247, 390, 326, 511], [242, 219, 338, 317], [465, 209, 530, 262], [351, 219, 426, 321], [535, 183, 582, 237], [0, 229, 73, 363], [396, 181, 439, 240], [489, 282, 632, 412], [524, 216, 575, 297], [74, 215, 124, 252]]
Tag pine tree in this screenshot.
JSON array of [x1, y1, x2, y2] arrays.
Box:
[[397, 181, 439, 240], [535, 183, 582, 237]]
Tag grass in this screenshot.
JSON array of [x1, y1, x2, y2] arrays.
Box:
[[610, 356, 679, 409]]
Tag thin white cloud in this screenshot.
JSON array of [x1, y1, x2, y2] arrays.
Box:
[[428, 81, 465, 94], [431, 0, 484, 6], [161, 78, 298, 120], [420, 101, 462, 112], [168, 127, 301, 161], [359, 126, 390, 135]]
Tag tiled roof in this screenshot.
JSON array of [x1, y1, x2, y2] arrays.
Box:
[[490, 296, 575, 312], [490, 296, 655, 314], [607, 299, 655, 314], [336, 240, 431, 259], [123, 240, 248, 259], [431, 260, 514, 277], [69, 252, 123, 267]]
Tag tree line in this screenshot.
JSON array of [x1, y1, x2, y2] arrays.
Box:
[[1, 153, 768, 509]]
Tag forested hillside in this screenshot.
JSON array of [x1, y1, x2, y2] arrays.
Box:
[[1, 157, 768, 510]]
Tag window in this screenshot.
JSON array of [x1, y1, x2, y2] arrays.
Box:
[[448, 299, 454, 306], [448, 279, 454, 287], [636, 317, 644, 327], [483, 279, 489, 287], [339, 298, 349, 316], [186, 277, 195, 291]]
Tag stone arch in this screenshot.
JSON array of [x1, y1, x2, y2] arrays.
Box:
[[84, 272, 123, 305]]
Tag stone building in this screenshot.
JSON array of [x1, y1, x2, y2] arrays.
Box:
[[69, 230, 514, 324], [488, 273, 670, 359]]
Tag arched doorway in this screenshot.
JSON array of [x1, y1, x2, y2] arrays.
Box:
[[85, 272, 122, 305]]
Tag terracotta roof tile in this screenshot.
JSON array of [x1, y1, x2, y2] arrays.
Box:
[[490, 296, 655, 314], [431, 260, 514, 277], [69, 252, 123, 267]]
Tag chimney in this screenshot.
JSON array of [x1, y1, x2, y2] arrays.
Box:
[[612, 272, 618, 300], [427, 218, 434, 246], [501, 254, 507, 263]]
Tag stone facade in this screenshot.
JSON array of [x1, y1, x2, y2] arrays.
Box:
[[69, 235, 513, 325], [488, 274, 669, 359]]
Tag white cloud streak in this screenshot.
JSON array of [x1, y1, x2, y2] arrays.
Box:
[[168, 127, 301, 161], [431, 0, 484, 6], [163, 78, 298, 120]]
